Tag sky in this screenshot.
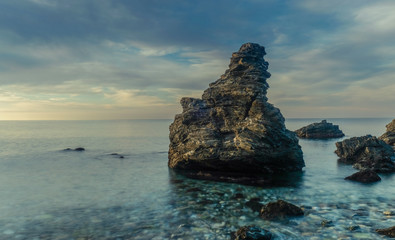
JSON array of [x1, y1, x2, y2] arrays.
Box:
[[0, 0, 394, 120]]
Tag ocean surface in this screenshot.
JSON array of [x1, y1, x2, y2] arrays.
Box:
[[0, 118, 394, 240]]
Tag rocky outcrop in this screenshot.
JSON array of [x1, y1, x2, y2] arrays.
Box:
[[379, 119, 395, 149], [335, 135, 395, 173], [168, 43, 304, 177], [344, 169, 381, 183], [295, 120, 344, 139], [376, 226, 395, 238], [231, 226, 272, 240], [260, 200, 304, 220]]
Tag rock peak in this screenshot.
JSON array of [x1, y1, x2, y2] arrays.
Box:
[[237, 42, 266, 56]]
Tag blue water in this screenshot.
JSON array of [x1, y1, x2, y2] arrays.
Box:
[[0, 118, 393, 239]]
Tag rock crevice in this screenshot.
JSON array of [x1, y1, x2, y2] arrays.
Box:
[[168, 43, 304, 176]]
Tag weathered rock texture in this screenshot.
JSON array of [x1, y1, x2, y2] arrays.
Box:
[[335, 135, 395, 173], [295, 120, 344, 139], [168, 43, 304, 177], [379, 119, 395, 149], [344, 169, 381, 183], [260, 200, 304, 220]]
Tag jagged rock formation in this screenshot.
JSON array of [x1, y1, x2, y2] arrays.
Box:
[[295, 120, 344, 139], [344, 169, 381, 183], [335, 135, 395, 173], [168, 43, 304, 177], [379, 119, 395, 149]]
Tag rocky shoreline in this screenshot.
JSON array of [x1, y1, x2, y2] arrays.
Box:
[[167, 44, 394, 238]]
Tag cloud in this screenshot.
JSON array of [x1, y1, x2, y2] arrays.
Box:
[[0, 0, 394, 119]]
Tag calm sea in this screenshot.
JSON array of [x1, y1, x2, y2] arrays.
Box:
[[0, 118, 393, 239]]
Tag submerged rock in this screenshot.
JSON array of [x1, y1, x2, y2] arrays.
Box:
[[379, 119, 395, 149], [335, 135, 395, 173], [376, 226, 395, 238], [260, 200, 304, 220], [168, 43, 304, 178], [110, 153, 125, 159], [232, 225, 272, 240], [345, 169, 381, 183], [246, 198, 264, 212], [295, 120, 344, 139], [321, 220, 333, 227]]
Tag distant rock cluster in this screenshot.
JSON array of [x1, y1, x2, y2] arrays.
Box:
[[295, 120, 344, 139], [168, 43, 304, 177]]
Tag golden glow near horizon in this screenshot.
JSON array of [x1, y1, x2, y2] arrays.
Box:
[[0, 1, 394, 120]]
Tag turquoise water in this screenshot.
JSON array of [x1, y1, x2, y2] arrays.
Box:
[[0, 118, 393, 239]]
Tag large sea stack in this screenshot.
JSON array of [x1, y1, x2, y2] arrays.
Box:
[[168, 43, 304, 178]]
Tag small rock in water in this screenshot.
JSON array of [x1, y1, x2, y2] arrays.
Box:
[[294, 119, 345, 139], [347, 225, 360, 231], [344, 169, 381, 183], [232, 225, 272, 240], [376, 226, 395, 237], [110, 153, 125, 158], [260, 200, 304, 220], [63, 147, 85, 151], [321, 220, 333, 227]]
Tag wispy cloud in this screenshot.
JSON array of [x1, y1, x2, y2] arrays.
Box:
[[0, 0, 394, 119]]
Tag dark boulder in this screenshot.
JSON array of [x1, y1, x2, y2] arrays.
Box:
[[295, 120, 344, 139], [379, 119, 395, 149], [260, 200, 304, 220], [345, 169, 381, 183], [335, 135, 395, 173], [231, 226, 272, 240], [376, 226, 395, 238], [168, 43, 304, 179]]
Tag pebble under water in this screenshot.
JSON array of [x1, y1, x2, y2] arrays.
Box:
[[0, 119, 394, 240]]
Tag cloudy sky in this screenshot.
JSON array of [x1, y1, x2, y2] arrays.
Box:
[[0, 0, 394, 120]]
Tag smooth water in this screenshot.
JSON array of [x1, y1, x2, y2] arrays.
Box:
[[0, 118, 393, 239]]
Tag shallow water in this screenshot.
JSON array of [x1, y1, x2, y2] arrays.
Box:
[[0, 118, 393, 239]]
